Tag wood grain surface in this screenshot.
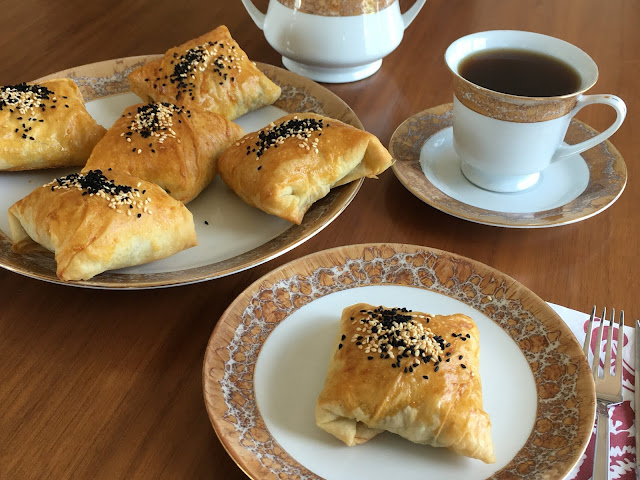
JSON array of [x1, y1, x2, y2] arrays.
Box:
[[0, 1, 637, 479]]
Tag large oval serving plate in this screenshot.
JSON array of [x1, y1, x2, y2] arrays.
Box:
[[0, 56, 363, 288], [203, 243, 595, 480]]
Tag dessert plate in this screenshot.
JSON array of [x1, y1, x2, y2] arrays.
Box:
[[203, 243, 595, 480], [389, 103, 627, 228], [0, 56, 363, 288]]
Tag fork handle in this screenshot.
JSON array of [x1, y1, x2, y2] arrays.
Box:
[[593, 401, 611, 480]]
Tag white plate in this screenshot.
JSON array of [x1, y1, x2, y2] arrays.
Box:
[[0, 57, 364, 288], [203, 243, 596, 480], [255, 285, 536, 479]]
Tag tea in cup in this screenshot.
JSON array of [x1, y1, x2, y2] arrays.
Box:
[[445, 30, 627, 193], [241, 0, 427, 83]]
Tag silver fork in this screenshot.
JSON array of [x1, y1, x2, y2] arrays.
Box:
[[583, 306, 625, 480]]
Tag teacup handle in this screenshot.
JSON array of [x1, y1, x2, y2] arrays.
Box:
[[402, 0, 428, 29], [241, 0, 266, 31], [553, 94, 627, 160]]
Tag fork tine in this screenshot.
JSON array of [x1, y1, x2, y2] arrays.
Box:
[[614, 310, 624, 387], [583, 305, 596, 357], [593, 307, 607, 377], [588, 306, 624, 480], [604, 308, 615, 376]]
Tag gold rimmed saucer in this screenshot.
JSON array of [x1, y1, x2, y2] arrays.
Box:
[[389, 103, 627, 228]]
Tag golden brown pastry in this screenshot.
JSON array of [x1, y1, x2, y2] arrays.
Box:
[[8, 169, 197, 281], [82, 102, 244, 203], [316, 303, 495, 464], [128, 25, 281, 120], [0, 78, 106, 171], [217, 113, 394, 224]]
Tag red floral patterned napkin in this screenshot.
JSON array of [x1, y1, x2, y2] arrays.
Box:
[[549, 304, 636, 480]]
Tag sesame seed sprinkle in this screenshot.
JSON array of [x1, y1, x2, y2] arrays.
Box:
[[0, 83, 54, 114], [124, 103, 189, 150], [168, 40, 244, 101], [341, 306, 473, 374], [1, 83, 58, 141], [43, 170, 150, 216], [246, 117, 330, 160]]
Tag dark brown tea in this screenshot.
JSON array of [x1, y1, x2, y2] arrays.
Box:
[[458, 48, 582, 97]]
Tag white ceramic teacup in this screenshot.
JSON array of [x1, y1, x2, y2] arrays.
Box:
[[445, 30, 627, 193], [241, 0, 427, 83]]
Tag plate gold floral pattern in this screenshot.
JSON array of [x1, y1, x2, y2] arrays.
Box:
[[0, 56, 364, 288], [389, 103, 627, 228], [203, 243, 595, 479]]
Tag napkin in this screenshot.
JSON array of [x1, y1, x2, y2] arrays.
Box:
[[549, 303, 636, 480]]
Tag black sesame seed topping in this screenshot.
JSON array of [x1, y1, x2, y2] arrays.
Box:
[[349, 306, 461, 375], [1, 82, 58, 141], [125, 103, 185, 148], [43, 170, 152, 216], [168, 40, 245, 102], [247, 116, 329, 160]]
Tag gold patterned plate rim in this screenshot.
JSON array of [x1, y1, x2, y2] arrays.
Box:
[[389, 103, 627, 228], [0, 55, 363, 289], [202, 243, 596, 480]]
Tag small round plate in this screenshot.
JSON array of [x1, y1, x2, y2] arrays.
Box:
[[389, 103, 627, 228], [203, 243, 595, 480]]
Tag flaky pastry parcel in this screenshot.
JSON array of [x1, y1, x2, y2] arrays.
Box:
[[0, 78, 106, 170], [217, 113, 394, 224], [8, 169, 197, 281], [316, 303, 495, 464], [128, 25, 281, 120], [83, 102, 244, 203]]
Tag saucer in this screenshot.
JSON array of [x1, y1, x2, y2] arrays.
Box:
[[389, 103, 627, 228]]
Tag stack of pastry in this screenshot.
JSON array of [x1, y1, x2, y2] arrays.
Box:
[[3, 25, 394, 281], [3, 26, 279, 280]]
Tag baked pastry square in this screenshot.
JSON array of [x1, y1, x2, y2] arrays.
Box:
[[83, 102, 244, 203], [128, 25, 281, 120], [217, 113, 394, 224], [8, 169, 197, 281], [316, 303, 496, 464], [0, 78, 106, 170]]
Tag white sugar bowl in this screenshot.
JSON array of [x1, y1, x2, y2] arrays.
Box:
[[241, 0, 427, 83]]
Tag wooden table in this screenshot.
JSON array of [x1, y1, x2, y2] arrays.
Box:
[[0, 1, 637, 478]]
